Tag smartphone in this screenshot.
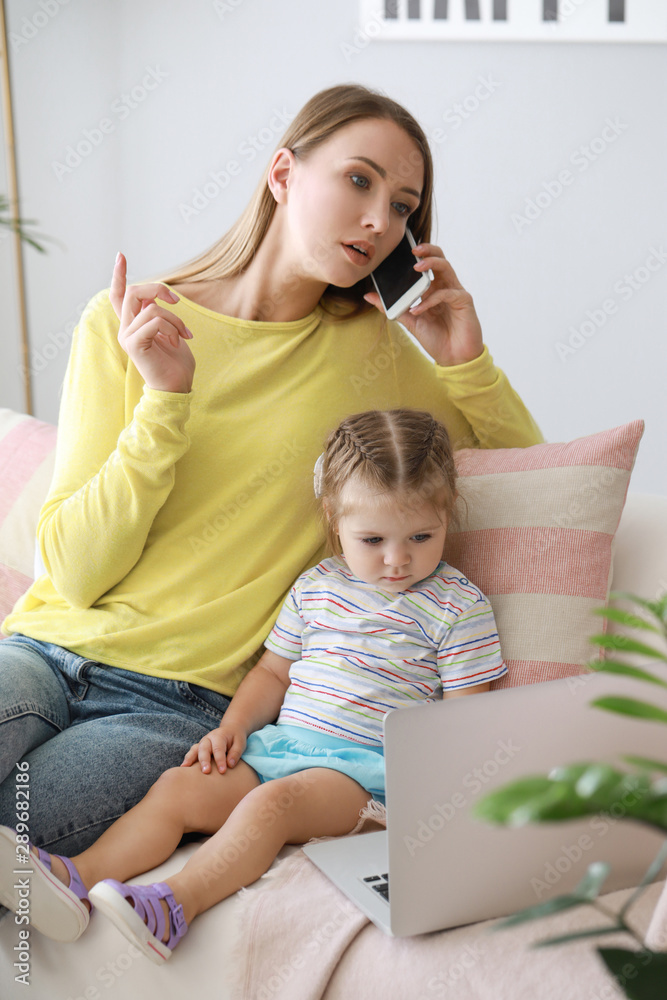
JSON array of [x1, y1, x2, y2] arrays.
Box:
[[370, 228, 434, 321]]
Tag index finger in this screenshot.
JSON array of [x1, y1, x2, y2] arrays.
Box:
[[109, 252, 127, 319]]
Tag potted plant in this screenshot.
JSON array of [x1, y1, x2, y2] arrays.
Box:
[[474, 592, 667, 999]]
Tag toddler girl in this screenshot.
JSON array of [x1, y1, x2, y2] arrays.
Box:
[[0, 408, 506, 963]]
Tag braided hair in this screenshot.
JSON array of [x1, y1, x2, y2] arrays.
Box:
[[318, 409, 457, 556]]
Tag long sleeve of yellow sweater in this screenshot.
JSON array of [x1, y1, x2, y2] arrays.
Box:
[[3, 291, 542, 695]]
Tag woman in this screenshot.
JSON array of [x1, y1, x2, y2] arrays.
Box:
[[0, 83, 541, 858]]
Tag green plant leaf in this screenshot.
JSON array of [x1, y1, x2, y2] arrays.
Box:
[[475, 763, 667, 832], [587, 661, 667, 688], [492, 862, 610, 934], [492, 894, 591, 930], [623, 755, 667, 775], [472, 775, 563, 826], [592, 606, 662, 633], [0, 196, 50, 253], [591, 696, 667, 726], [609, 591, 667, 627], [534, 924, 625, 948], [619, 839, 667, 920], [589, 634, 666, 660], [575, 860, 611, 898], [597, 949, 667, 1000]]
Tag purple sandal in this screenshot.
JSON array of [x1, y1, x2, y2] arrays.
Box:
[[0, 825, 91, 941], [88, 879, 188, 964]]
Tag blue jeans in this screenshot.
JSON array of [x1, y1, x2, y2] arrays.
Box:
[[0, 634, 231, 856]]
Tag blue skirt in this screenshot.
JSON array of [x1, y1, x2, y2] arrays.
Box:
[[240, 724, 386, 804]]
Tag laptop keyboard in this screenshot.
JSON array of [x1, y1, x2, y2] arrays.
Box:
[[362, 872, 389, 902]]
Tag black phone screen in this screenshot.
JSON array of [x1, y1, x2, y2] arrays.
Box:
[[371, 235, 418, 307]]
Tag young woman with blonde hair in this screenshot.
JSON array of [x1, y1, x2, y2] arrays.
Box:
[[0, 84, 540, 865]]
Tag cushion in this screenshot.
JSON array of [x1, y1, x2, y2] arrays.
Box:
[[445, 421, 644, 688], [0, 409, 57, 625], [0, 411, 644, 682]]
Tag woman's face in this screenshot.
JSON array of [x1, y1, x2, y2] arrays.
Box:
[[281, 118, 425, 289]]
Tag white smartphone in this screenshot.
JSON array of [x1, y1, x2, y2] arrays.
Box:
[[370, 228, 434, 321]]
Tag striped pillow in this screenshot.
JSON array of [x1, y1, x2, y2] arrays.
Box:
[[0, 409, 57, 625], [445, 421, 644, 688]]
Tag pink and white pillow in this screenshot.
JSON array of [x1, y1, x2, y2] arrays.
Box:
[[0, 409, 57, 625], [445, 421, 644, 688], [0, 410, 644, 687]]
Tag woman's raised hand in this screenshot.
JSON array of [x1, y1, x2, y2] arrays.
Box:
[[110, 252, 196, 393], [364, 243, 484, 368]]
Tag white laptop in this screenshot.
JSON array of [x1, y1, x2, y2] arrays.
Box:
[[303, 670, 667, 936]]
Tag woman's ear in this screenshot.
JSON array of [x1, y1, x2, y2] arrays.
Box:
[[267, 147, 295, 205]]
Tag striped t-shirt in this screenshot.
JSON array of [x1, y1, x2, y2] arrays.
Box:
[[265, 558, 506, 747]]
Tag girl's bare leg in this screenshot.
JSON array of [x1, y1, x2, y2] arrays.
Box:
[[166, 768, 371, 925], [43, 762, 261, 895]]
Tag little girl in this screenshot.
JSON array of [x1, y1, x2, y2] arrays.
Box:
[[0, 409, 506, 963]]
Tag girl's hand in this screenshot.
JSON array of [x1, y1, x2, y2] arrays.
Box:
[[110, 252, 196, 393], [181, 724, 248, 774], [364, 243, 484, 367]]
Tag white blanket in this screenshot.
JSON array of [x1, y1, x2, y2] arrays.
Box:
[[233, 808, 665, 1000]]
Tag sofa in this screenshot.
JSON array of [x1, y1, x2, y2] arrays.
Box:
[[1, 405, 666, 1000]]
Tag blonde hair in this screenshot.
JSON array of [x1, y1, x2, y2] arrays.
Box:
[[160, 84, 434, 319], [318, 410, 457, 556]]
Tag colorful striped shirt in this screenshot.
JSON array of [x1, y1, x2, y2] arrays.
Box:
[[265, 558, 506, 747]]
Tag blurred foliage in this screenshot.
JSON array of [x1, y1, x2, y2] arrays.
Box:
[[0, 194, 48, 252], [475, 593, 667, 998]]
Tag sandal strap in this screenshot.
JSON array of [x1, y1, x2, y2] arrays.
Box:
[[120, 881, 188, 952], [33, 842, 92, 909], [150, 883, 188, 950], [54, 854, 92, 909], [34, 846, 52, 870]]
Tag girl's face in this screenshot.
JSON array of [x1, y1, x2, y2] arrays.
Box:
[[334, 484, 447, 594], [280, 118, 424, 288]]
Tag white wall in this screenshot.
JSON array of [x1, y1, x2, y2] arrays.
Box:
[[1, 0, 665, 494]]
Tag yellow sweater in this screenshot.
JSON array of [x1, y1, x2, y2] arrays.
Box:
[[3, 291, 542, 695]]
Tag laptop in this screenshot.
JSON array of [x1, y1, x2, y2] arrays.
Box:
[[303, 670, 667, 936]]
